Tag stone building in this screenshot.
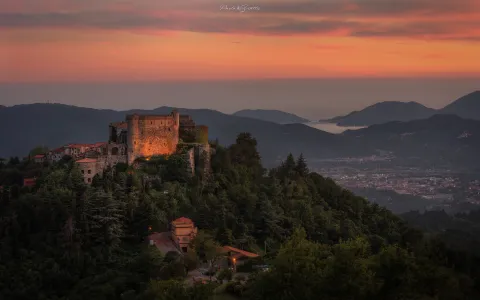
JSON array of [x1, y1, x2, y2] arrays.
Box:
[[76, 158, 103, 184], [147, 217, 198, 255], [171, 217, 198, 253], [72, 110, 210, 184], [127, 111, 180, 165]]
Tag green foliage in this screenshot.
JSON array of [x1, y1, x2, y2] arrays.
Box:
[[217, 268, 234, 282], [0, 132, 479, 299]]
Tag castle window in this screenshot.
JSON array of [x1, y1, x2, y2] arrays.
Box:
[[88, 178, 91, 183], [88, 170, 91, 174]]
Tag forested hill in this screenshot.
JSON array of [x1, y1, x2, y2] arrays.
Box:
[[0, 133, 479, 299], [0, 103, 369, 166]]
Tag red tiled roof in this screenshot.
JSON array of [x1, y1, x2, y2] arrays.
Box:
[[51, 147, 64, 153], [76, 158, 97, 163], [91, 142, 107, 147], [223, 246, 259, 258], [172, 217, 193, 224], [148, 232, 181, 254], [23, 178, 37, 187], [34, 154, 45, 158]]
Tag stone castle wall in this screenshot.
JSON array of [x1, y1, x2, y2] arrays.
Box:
[[127, 111, 180, 165]]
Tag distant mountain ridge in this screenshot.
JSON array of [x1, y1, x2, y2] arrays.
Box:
[[232, 109, 309, 124], [0, 103, 366, 166], [2, 103, 479, 170], [326, 91, 480, 126]]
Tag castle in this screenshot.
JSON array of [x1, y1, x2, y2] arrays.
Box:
[[41, 111, 210, 184]]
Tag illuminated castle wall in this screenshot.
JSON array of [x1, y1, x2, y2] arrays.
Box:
[[126, 111, 180, 165]]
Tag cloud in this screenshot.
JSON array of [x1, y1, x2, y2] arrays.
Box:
[[258, 0, 479, 17], [0, 0, 479, 41]]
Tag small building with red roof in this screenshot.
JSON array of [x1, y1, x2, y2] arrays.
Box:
[[23, 177, 37, 187], [172, 217, 198, 252], [147, 217, 198, 254], [47, 147, 65, 163], [34, 154, 45, 164]]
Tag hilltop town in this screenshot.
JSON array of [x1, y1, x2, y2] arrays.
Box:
[[29, 110, 212, 184]]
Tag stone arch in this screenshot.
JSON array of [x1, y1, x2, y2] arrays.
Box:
[[111, 147, 119, 155]]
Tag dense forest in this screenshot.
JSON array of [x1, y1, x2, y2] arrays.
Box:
[[1, 133, 480, 299]]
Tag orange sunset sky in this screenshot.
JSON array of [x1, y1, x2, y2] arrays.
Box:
[[1, 0, 480, 82]]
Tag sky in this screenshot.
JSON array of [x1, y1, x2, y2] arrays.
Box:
[[1, 0, 479, 117]]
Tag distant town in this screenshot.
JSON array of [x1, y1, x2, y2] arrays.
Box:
[[311, 159, 480, 212]]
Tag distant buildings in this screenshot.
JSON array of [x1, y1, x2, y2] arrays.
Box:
[[147, 217, 260, 269], [33, 111, 212, 184], [148, 217, 198, 255], [23, 177, 36, 187]]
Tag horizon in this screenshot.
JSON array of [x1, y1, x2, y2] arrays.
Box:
[[1, 78, 478, 119], [2, 0, 480, 118]]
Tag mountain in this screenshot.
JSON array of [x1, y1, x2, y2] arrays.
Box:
[[342, 114, 480, 167], [0, 104, 369, 166], [232, 109, 309, 124], [327, 101, 436, 126], [439, 91, 480, 120], [326, 91, 480, 126]]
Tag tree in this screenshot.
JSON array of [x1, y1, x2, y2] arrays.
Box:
[[29, 146, 49, 157], [192, 231, 224, 278], [295, 153, 309, 176]]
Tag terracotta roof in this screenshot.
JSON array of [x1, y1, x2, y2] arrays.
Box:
[[34, 154, 45, 158], [148, 232, 181, 254], [91, 142, 107, 147], [51, 147, 65, 153], [66, 144, 85, 148], [172, 217, 193, 225], [76, 158, 98, 163], [23, 178, 37, 187], [223, 246, 259, 258]]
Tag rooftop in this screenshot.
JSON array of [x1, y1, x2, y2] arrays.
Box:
[[148, 232, 181, 254], [76, 158, 98, 163], [223, 246, 259, 258], [172, 217, 194, 225]]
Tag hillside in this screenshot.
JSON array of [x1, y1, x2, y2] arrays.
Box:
[[0, 104, 368, 166], [232, 109, 309, 124], [342, 114, 480, 167], [326, 91, 480, 126], [327, 101, 436, 126], [440, 90, 480, 120], [1, 134, 480, 299]]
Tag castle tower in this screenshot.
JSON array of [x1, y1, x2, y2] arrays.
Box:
[[172, 110, 180, 128], [127, 114, 141, 165], [126, 112, 180, 165]]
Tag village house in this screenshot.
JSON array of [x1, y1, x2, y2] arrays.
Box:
[[147, 217, 260, 273], [34, 154, 45, 164], [148, 217, 198, 255], [23, 177, 37, 187], [76, 158, 103, 184], [47, 147, 65, 163]]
